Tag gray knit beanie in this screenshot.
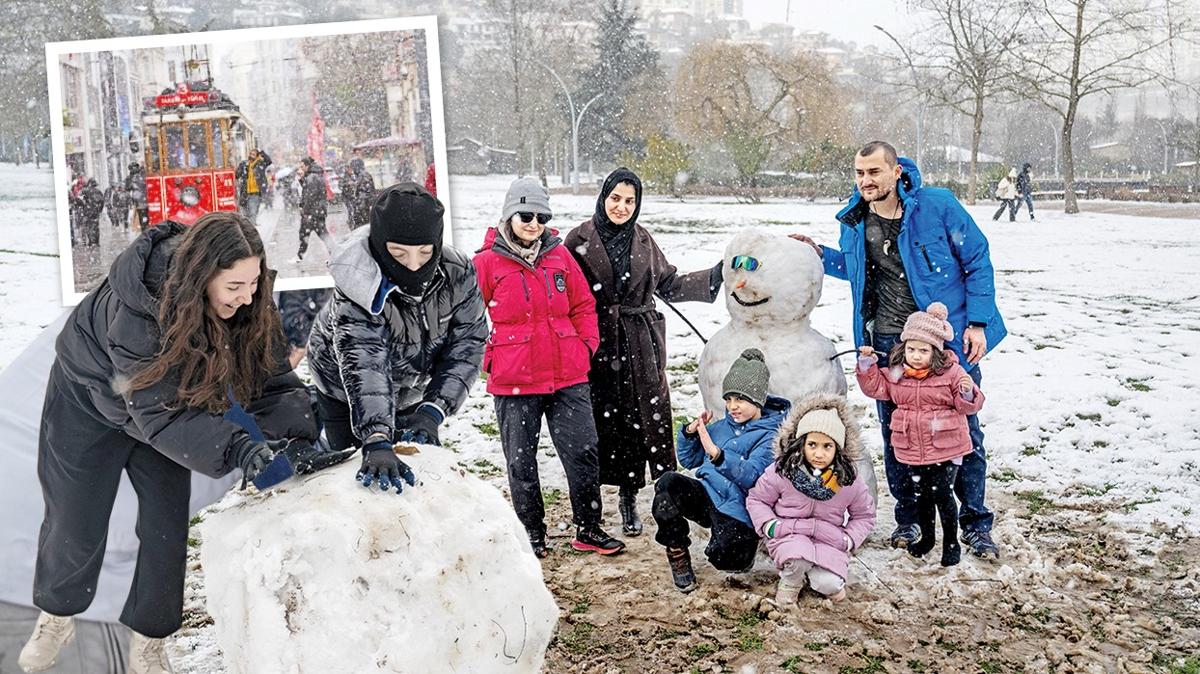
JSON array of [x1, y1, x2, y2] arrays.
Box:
[[722, 348, 770, 408], [501, 177, 552, 222]]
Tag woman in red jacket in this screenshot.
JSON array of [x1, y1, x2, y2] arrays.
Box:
[[474, 178, 625, 558]]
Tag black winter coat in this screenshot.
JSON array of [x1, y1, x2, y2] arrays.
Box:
[[53, 222, 318, 477], [80, 184, 105, 221], [300, 165, 327, 217], [1016, 170, 1032, 196], [307, 228, 487, 444]]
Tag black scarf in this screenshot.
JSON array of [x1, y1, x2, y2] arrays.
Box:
[[592, 167, 642, 297]]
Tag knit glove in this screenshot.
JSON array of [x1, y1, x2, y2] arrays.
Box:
[[396, 403, 444, 446], [857, 354, 878, 372], [357, 439, 417, 494], [231, 435, 288, 489], [281, 439, 356, 475]]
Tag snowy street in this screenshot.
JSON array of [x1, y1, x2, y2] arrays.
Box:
[[2, 164, 1198, 671]]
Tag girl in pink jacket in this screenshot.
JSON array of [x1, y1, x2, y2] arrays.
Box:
[[856, 302, 984, 566], [746, 395, 876, 605]]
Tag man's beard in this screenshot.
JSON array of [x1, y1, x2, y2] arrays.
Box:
[[864, 185, 894, 202]]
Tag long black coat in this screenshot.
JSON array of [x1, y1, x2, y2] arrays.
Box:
[[306, 228, 487, 443], [565, 219, 721, 488], [53, 222, 318, 477]]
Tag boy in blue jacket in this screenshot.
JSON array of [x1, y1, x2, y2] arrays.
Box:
[[652, 348, 790, 592]]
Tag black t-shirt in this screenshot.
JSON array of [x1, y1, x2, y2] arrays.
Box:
[[863, 210, 918, 335]]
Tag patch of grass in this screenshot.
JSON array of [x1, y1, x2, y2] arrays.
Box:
[[187, 536, 200, 548], [783, 655, 807, 673], [473, 421, 500, 438], [189, 514, 203, 527], [979, 660, 1003, 673], [1032, 343, 1062, 350], [1075, 412, 1102, 422], [937, 638, 963, 654], [457, 458, 503, 479], [687, 642, 716, 658], [1021, 445, 1041, 456], [441, 438, 461, 453], [737, 631, 764, 652], [1124, 377, 1152, 392], [556, 622, 596, 654], [804, 642, 826, 651], [907, 660, 927, 673], [839, 655, 885, 674], [991, 467, 1020, 483], [1121, 497, 1160, 514], [1016, 490, 1056, 515], [735, 610, 762, 628], [666, 358, 699, 374], [570, 597, 590, 614], [1093, 440, 1109, 448], [1106, 398, 1122, 407], [1153, 654, 1200, 674], [714, 604, 732, 621], [1082, 483, 1115, 497], [542, 488, 563, 507]]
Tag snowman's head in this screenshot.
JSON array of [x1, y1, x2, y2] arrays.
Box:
[[722, 228, 823, 324]]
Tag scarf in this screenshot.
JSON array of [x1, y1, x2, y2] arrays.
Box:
[[904, 367, 932, 380], [592, 167, 642, 297], [497, 221, 542, 267], [789, 465, 841, 501]]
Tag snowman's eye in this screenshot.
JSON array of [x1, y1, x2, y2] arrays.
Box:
[[730, 255, 762, 271]]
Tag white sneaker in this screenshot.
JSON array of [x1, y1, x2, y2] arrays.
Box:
[[129, 631, 175, 674], [18, 611, 76, 673]]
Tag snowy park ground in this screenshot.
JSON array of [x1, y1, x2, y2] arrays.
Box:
[[1, 164, 1198, 673]]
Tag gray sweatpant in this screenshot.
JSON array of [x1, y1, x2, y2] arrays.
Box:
[[780, 559, 845, 596], [0, 601, 130, 673]]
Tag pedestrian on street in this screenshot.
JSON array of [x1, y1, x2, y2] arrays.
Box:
[[1015, 162, 1035, 220], [104, 183, 129, 232], [294, 156, 337, 264], [790, 140, 1005, 560], [993, 169, 1019, 222], [235, 148, 272, 225], [474, 178, 625, 558], [124, 163, 149, 232], [79, 178, 105, 247], [342, 158, 376, 230]]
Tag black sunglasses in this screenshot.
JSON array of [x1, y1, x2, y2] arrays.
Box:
[[517, 211, 552, 225]]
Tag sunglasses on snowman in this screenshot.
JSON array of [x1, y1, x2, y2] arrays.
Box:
[[516, 212, 552, 225], [730, 255, 763, 271]]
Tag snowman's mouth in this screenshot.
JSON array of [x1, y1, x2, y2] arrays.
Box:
[[731, 291, 769, 307]]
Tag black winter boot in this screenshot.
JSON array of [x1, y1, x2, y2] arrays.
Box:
[[666, 547, 697, 593], [528, 530, 550, 559], [908, 500, 937, 558], [619, 486, 643, 536], [571, 525, 626, 555]]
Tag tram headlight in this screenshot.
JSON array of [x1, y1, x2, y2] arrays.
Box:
[[181, 185, 200, 206]]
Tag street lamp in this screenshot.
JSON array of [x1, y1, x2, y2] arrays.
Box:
[[536, 61, 602, 194], [874, 25, 923, 169]]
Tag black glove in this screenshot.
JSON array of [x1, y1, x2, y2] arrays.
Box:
[[396, 403, 443, 446], [356, 439, 417, 494], [231, 435, 285, 489], [281, 438, 356, 475]]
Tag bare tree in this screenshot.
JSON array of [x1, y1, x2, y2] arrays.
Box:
[[909, 0, 1026, 204], [1016, 0, 1189, 213]]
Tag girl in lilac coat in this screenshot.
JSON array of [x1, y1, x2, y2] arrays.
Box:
[[856, 302, 985, 566], [746, 395, 876, 605]]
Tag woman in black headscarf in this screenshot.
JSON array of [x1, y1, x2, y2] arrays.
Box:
[[565, 168, 723, 535]]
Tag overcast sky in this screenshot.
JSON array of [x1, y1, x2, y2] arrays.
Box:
[[740, 0, 919, 49]]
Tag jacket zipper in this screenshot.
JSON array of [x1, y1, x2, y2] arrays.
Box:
[[920, 245, 934, 272], [519, 274, 530, 302]]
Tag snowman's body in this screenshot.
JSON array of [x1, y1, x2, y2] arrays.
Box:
[[698, 228, 877, 502]]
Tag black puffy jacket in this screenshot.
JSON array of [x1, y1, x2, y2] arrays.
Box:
[[53, 221, 318, 477], [307, 228, 486, 444]]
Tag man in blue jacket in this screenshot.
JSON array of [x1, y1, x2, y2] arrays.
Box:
[[792, 141, 1005, 559]]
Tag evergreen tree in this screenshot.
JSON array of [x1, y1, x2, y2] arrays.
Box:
[[574, 0, 661, 164]]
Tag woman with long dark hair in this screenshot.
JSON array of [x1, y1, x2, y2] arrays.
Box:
[[565, 168, 723, 535], [18, 213, 333, 674]]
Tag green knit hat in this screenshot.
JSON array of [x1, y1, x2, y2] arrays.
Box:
[[722, 348, 770, 408]]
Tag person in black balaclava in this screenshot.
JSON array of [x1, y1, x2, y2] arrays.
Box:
[[564, 167, 724, 538], [367, 182, 444, 297], [305, 182, 488, 497]]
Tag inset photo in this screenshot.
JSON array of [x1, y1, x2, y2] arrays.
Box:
[[46, 16, 449, 303]]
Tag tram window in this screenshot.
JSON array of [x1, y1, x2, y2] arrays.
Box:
[[186, 122, 207, 168], [145, 130, 160, 173], [211, 120, 225, 168], [165, 125, 185, 170]]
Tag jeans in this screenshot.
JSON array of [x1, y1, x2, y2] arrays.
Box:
[[873, 332, 993, 533], [243, 193, 261, 224], [1019, 192, 1035, 218]]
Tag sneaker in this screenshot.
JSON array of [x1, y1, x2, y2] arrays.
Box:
[[18, 612, 76, 673], [571, 525, 626, 555], [889, 523, 921, 549], [775, 579, 802, 605], [961, 529, 1000, 559], [666, 547, 698, 593], [129, 631, 175, 674]]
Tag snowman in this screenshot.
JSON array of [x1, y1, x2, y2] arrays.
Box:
[[698, 228, 877, 501]]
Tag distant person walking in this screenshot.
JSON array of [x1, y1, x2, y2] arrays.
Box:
[[294, 157, 336, 264], [1015, 163, 1035, 221], [992, 169, 1018, 222], [235, 148, 272, 225]]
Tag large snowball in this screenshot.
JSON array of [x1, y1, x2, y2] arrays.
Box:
[[200, 447, 559, 673]]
